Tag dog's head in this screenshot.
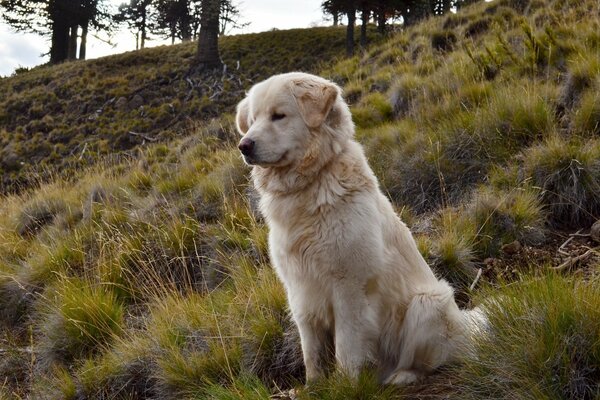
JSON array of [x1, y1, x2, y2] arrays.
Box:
[[235, 72, 351, 168]]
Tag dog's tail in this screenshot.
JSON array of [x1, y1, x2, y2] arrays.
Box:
[[463, 306, 490, 337], [457, 303, 492, 363]]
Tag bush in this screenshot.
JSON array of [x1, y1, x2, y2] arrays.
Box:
[[558, 56, 600, 111], [522, 136, 600, 228], [430, 209, 478, 292], [572, 90, 600, 136], [240, 268, 303, 388], [468, 187, 546, 257], [464, 17, 491, 38], [388, 74, 424, 118], [38, 279, 124, 364], [431, 31, 458, 52], [15, 196, 67, 236], [351, 93, 393, 128]]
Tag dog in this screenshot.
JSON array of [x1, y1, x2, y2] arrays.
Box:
[[236, 72, 482, 385]]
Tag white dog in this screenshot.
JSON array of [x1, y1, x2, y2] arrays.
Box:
[[236, 72, 481, 385]]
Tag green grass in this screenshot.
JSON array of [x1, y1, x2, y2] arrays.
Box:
[[0, 27, 379, 194], [453, 274, 600, 399]]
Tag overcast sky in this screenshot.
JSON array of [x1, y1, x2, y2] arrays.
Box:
[[0, 0, 325, 77]]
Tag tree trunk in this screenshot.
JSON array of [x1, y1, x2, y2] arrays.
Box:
[[141, 7, 147, 49], [346, 8, 356, 57], [360, 6, 369, 48], [333, 12, 338, 26], [377, 7, 386, 35], [196, 0, 223, 70], [50, 16, 70, 64], [179, 0, 192, 42], [79, 20, 88, 60], [68, 24, 78, 60]]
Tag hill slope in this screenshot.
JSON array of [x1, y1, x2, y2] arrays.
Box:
[[0, 26, 376, 193], [0, 0, 599, 398]]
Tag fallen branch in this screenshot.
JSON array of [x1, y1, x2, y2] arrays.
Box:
[[128, 131, 158, 142], [552, 247, 598, 271], [557, 230, 580, 256], [78, 142, 88, 161], [469, 268, 483, 291]]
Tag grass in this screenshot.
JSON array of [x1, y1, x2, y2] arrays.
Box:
[[0, 26, 380, 195], [522, 135, 600, 228], [0, 0, 599, 397], [453, 274, 600, 399]]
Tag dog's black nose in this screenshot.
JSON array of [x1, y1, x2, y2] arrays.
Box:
[[238, 138, 255, 156]]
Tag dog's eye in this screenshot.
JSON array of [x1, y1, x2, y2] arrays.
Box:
[[271, 112, 286, 121]]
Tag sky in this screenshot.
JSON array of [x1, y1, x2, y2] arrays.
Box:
[[0, 0, 325, 77]]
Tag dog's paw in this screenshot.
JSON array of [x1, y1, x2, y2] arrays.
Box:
[[384, 369, 422, 385]]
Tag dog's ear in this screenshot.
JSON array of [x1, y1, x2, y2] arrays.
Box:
[[236, 97, 251, 135], [290, 78, 339, 129]]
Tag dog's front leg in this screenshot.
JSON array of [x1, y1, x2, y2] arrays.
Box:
[[332, 282, 375, 378], [295, 314, 331, 383]]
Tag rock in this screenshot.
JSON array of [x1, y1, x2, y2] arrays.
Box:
[[128, 94, 144, 110], [591, 220, 600, 243], [0, 151, 21, 171], [484, 257, 496, 266], [115, 96, 128, 111], [501, 240, 522, 255]]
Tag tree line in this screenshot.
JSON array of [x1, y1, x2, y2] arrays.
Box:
[[0, 0, 234, 68], [1, 0, 480, 71], [322, 0, 480, 55]]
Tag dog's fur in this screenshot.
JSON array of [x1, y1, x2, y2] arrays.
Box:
[[236, 72, 480, 385]]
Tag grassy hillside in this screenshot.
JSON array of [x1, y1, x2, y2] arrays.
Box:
[[1, 0, 600, 398], [0, 27, 376, 194]]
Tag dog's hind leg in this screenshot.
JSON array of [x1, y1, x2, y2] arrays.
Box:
[[384, 280, 465, 385]]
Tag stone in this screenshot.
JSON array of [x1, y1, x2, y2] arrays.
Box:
[[591, 220, 600, 243], [501, 240, 522, 255], [128, 94, 144, 110], [115, 96, 128, 111]]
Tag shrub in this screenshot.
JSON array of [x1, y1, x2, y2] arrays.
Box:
[[342, 80, 364, 105], [468, 187, 546, 257], [558, 55, 600, 111], [572, 90, 600, 136], [431, 31, 458, 52], [351, 93, 393, 128], [464, 17, 491, 38], [73, 342, 159, 399], [239, 268, 303, 388], [522, 136, 600, 228], [15, 196, 67, 236], [474, 87, 554, 161], [38, 279, 124, 364], [430, 209, 478, 294], [388, 74, 424, 118]]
